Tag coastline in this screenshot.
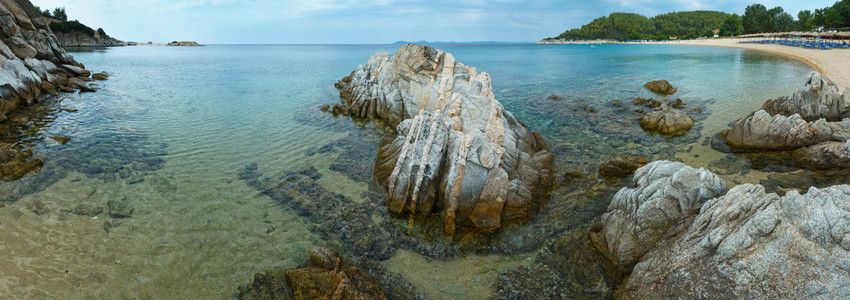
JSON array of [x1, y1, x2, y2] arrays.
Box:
[[675, 38, 848, 91]]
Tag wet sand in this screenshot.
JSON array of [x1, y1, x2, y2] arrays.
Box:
[[677, 38, 850, 91]]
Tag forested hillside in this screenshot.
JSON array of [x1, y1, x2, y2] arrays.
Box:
[[545, 11, 740, 41]]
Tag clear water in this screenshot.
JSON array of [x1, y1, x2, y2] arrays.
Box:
[[0, 44, 812, 298]]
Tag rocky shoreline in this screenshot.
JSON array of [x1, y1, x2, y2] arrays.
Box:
[[0, 0, 107, 182]]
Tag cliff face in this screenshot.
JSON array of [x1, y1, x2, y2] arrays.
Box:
[[0, 0, 92, 119], [54, 30, 123, 47]]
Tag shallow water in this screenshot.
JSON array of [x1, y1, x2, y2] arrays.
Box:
[[0, 44, 812, 298]]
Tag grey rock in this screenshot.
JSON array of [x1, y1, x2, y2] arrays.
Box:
[[791, 140, 850, 169], [600, 160, 727, 270], [0, 0, 84, 117], [762, 72, 849, 122], [339, 44, 553, 238], [722, 72, 850, 165], [618, 183, 850, 299], [724, 110, 846, 150], [107, 200, 134, 218], [61, 64, 91, 77]]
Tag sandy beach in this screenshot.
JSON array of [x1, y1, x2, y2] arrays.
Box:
[[678, 38, 850, 91]]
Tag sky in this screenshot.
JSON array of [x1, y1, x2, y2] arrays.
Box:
[[31, 0, 841, 44]]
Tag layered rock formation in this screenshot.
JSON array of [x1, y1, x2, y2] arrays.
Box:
[[719, 72, 850, 170], [0, 0, 94, 119], [336, 44, 553, 238], [598, 161, 727, 270], [617, 183, 850, 299], [596, 160, 850, 298]]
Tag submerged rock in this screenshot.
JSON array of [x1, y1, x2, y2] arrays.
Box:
[[643, 80, 677, 95], [107, 199, 134, 218], [239, 246, 386, 300], [336, 44, 553, 238], [599, 160, 727, 270], [598, 155, 646, 183], [638, 104, 694, 136], [92, 72, 109, 80], [0, 144, 44, 181]]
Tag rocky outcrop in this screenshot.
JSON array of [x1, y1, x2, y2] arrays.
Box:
[[617, 183, 850, 299], [638, 104, 694, 136], [643, 80, 676, 95], [598, 161, 727, 270], [719, 73, 850, 170], [0, 0, 94, 118], [167, 41, 202, 46], [336, 44, 553, 238], [760, 72, 850, 122], [724, 109, 848, 151], [53, 30, 122, 47], [239, 247, 386, 300]]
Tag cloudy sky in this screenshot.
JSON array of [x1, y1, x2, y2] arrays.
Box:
[[31, 0, 839, 44]]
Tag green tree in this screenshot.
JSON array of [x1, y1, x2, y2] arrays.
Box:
[[743, 4, 768, 33], [768, 7, 794, 32], [798, 10, 813, 31], [52, 7, 67, 21], [720, 14, 743, 36]]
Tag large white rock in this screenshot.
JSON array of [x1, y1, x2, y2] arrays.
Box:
[[0, 0, 87, 114], [600, 160, 727, 269], [618, 183, 850, 298], [723, 72, 850, 154], [761, 72, 849, 122], [339, 44, 553, 238]]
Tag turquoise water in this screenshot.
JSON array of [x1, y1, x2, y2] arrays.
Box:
[[0, 44, 813, 298]]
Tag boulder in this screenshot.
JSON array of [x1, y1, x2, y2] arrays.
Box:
[[790, 140, 850, 169], [598, 155, 647, 182], [92, 72, 109, 80], [638, 104, 694, 136], [761, 72, 849, 122], [724, 109, 848, 151], [337, 44, 553, 238], [61, 64, 91, 77], [599, 160, 727, 270], [239, 247, 386, 300], [617, 183, 850, 299], [643, 80, 677, 95], [722, 73, 850, 153], [66, 77, 96, 92]]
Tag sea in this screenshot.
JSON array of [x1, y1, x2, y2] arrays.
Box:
[[0, 44, 813, 298]]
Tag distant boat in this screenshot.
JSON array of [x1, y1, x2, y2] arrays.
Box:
[[590, 45, 596, 48]]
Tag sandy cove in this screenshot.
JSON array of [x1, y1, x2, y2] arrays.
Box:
[[677, 38, 850, 91]]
